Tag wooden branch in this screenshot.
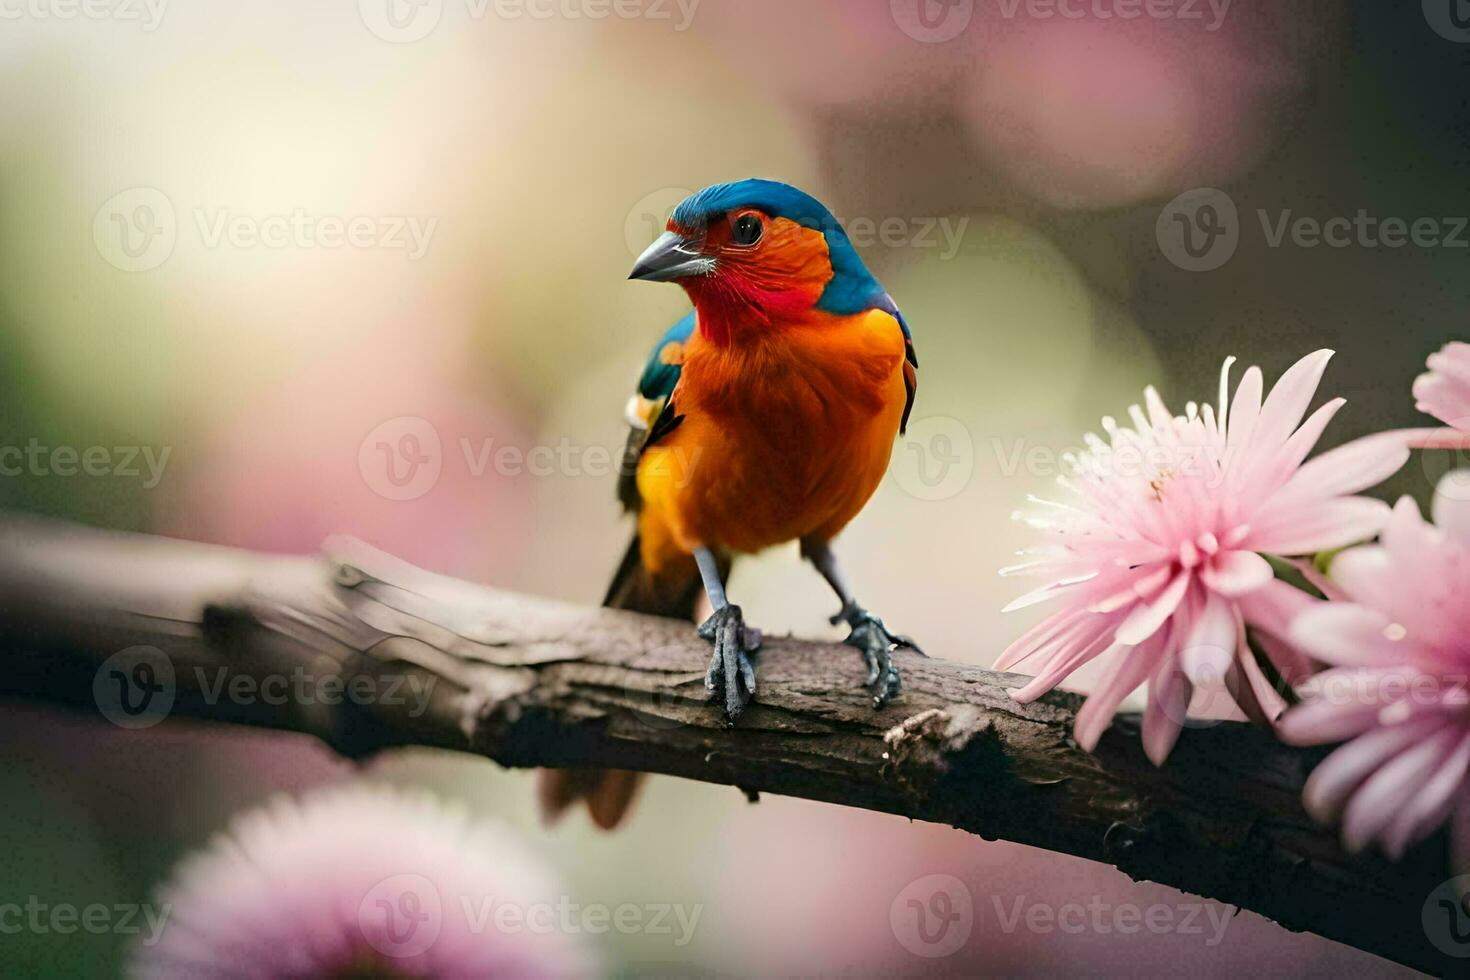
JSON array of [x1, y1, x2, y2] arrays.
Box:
[[0, 514, 1450, 974]]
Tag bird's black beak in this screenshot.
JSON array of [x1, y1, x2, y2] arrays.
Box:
[[629, 231, 714, 282]]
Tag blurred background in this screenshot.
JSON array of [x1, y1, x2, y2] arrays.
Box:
[[1, 0, 1466, 975]]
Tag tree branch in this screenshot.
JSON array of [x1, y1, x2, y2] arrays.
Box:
[[0, 514, 1450, 974]]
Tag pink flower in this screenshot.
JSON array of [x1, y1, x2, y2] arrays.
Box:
[[134, 784, 595, 979], [959, 12, 1325, 210], [999, 350, 1409, 764], [1280, 474, 1470, 863], [1407, 341, 1470, 449], [1415, 342, 1470, 430]]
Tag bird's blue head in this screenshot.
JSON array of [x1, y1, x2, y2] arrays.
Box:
[[629, 179, 888, 337]]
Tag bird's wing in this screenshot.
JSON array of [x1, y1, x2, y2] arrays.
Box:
[[617, 311, 695, 511], [878, 293, 918, 434]]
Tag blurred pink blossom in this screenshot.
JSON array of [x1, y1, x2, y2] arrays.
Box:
[[158, 345, 533, 581], [134, 784, 595, 979], [700, 5, 1331, 210], [960, 15, 1317, 208], [999, 351, 1409, 763], [1408, 341, 1470, 449], [703, 795, 1384, 975], [1280, 475, 1470, 864]]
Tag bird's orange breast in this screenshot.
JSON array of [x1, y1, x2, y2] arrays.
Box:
[[636, 307, 907, 566]]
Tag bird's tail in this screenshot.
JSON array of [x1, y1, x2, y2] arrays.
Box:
[[602, 532, 708, 619], [537, 534, 719, 830]]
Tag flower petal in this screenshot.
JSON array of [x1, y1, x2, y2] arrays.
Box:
[[1290, 603, 1413, 667], [1380, 493, 1435, 559], [1325, 545, 1393, 605], [1178, 590, 1236, 685], [1246, 496, 1391, 555], [1143, 656, 1192, 766], [1278, 694, 1383, 746], [1009, 630, 1115, 702], [1233, 639, 1290, 724], [1113, 570, 1190, 646], [1427, 341, 1470, 384], [1199, 550, 1273, 596], [1301, 714, 1445, 824], [995, 609, 1086, 672], [1088, 565, 1173, 615], [1402, 427, 1470, 450], [1432, 470, 1470, 542], [1226, 365, 1263, 453], [1414, 342, 1470, 429], [1266, 430, 1411, 508], [1381, 731, 1470, 860], [1342, 724, 1461, 854], [1235, 576, 1317, 642], [1273, 397, 1345, 476], [1002, 573, 1097, 613], [1074, 635, 1169, 752], [1245, 622, 1318, 690], [1251, 349, 1333, 453]]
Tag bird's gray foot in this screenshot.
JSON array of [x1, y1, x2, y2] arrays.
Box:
[[831, 603, 922, 709], [698, 604, 761, 722]]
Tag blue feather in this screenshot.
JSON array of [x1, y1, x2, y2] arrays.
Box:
[[670, 179, 887, 316], [637, 311, 696, 401]]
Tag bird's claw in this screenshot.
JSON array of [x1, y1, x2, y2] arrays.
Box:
[[698, 604, 761, 722], [839, 607, 922, 709]]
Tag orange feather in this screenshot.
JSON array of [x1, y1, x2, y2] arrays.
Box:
[[636, 302, 908, 573]]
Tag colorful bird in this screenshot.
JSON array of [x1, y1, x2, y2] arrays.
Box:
[[619, 178, 919, 710], [542, 179, 919, 829]]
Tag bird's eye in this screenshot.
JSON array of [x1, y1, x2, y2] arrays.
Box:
[[731, 214, 763, 247]]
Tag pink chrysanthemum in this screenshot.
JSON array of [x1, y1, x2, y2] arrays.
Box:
[[1414, 341, 1470, 432], [1408, 341, 1470, 450], [1280, 474, 1470, 864], [133, 784, 595, 979], [999, 350, 1409, 764]]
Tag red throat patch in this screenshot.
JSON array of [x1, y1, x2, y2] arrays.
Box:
[[678, 215, 833, 346]]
